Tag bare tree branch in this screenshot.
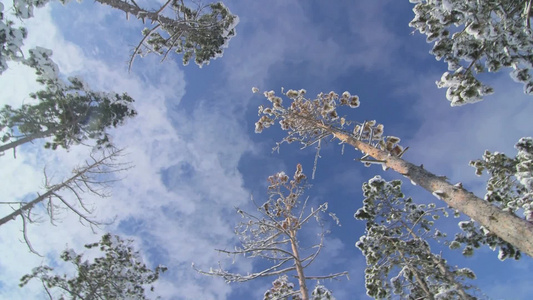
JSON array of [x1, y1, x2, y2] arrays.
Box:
[[1, 148, 130, 253]]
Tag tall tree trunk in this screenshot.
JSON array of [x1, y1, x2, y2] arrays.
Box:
[[0, 187, 60, 226], [315, 121, 533, 257], [0, 127, 57, 153], [289, 225, 309, 300]]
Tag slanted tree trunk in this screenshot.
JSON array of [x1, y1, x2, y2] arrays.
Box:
[[316, 121, 533, 257], [0, 127, 57, 154], [0, 184, 61, 226]]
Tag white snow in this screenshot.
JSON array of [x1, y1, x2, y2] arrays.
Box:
[[432, 190, 446, 200]]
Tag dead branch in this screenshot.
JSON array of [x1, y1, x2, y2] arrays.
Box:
[[1, 148, 130, 254]]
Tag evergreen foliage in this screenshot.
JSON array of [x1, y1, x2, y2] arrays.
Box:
[[0, 0, 45, 74], [355, 176, 477, 299], [410, 0, 533, 105], [453, 137, 533, 260], [20, 233, 167, 299], [96, 0, 238, 68], [0, 47, 136, 153], [254, 88, 533, 259], [1, 0, 237, 72], [263, 275, 337, 300]]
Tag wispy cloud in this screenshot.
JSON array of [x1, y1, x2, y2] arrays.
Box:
[[0, 3, 257, 299]]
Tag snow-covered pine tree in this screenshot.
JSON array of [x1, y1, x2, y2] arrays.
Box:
[[263, 275, 337, 300], [20, 233, 167, 299], [94, 0, 238, 68], [1, 0, 237, 71], [0, 0, 44, 74], [355, 176, 477, 299], [0, 48, 136, 154], [409, 0, 533, 105], [451, 137, 533, 260], [253, 88, 533, 258]]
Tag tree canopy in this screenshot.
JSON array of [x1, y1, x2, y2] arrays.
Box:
[[20, 233, 167, 299], [4, 0, 533, 299], [0, 56, 137, 153], [253, 88, 533, 258], [410, 0, 533, 105], [95, 0, 238, 69], [355, 176, 477, 299]]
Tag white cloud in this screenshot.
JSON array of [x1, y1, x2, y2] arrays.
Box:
[[0, 3, 256, 299], [3, 1, 530, 299]]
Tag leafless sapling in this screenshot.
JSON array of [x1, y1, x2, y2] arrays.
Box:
[[194, 164, 347, 300]]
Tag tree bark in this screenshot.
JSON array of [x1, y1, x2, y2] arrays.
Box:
[[0, 127, 57, 153], [316, 122, 533, 258]]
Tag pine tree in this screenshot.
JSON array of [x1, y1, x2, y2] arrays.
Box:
[[253, 88, 533, 258], [355, 176, 477, 299], [0, 0, 41, 74], [451, 137, 533, 260], [263, 275, 337, 300], [1, 0, 237, 72], [20, 233, 167, 299], [195, 165, 346, 300], [94, 0, 238, 69], [409, 0, 533, 105], [0, 48, 136, 155]]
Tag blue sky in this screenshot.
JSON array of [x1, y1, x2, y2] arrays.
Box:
[[1, 0, 533, 299]]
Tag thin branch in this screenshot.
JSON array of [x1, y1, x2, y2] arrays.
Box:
[[159, 31, 185, 62], [312, 139, 321, 180], [153, 0, 172, 15], [525, 0, 533, 28], [304, 272, 349, 280], [215, 246, 296, 260], [128, 24, 161, 71], [50, 192, 102, 226], [21, 213, 42, 256]]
